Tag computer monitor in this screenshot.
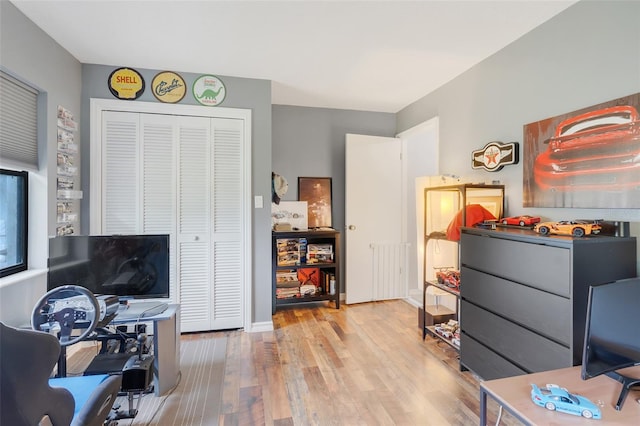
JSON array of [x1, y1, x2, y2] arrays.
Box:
[[581, 277, 640, 410], [48, 234, 170, 299]]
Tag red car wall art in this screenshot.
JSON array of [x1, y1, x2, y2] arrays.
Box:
[[524, 93, 640, 208]]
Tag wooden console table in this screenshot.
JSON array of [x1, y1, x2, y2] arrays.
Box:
[[480, 365, 640, 425]]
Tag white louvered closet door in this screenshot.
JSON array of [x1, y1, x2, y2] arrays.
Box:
[[102, 111, 139, 234], [176, 116, 212, 332], [140, 114, 177, 303], [177, 117, 245, 331], [101, 112, 178, 301], [210, 118, 244, 330]]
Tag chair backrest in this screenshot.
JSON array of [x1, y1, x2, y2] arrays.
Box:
[[0, 322, 75, 426]]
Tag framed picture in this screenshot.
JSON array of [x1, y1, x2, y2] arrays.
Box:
[[271, 201, 308, 230], [466, 195, 503, 220], [523, 92, 640, 208], [298, 177, 333, 228]]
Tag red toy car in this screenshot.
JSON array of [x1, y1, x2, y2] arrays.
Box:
[[534, 105, 640, 191], [436, 269, 460, 289], [501, 215, 541, 227]]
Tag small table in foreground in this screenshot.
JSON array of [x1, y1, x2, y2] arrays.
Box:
[[112, 304, 181, 396], [479, 365, 640, 425]]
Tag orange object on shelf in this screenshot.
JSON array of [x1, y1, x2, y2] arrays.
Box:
[[446, 204, 497, 241]]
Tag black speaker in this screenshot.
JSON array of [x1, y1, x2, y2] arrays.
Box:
[[121, 355, 154, 392]]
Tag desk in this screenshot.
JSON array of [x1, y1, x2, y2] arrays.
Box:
[[112, 304, 180, 396], [480, 366, 640, 425]]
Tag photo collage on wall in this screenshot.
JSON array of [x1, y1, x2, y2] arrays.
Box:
[[56, 106, 82, 235]]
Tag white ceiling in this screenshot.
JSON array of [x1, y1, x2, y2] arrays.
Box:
[[11, 0, 577, 113]]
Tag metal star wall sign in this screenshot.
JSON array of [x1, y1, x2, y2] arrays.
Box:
[[472, 141, 519, 172]]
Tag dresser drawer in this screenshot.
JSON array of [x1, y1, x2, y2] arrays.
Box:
[[460, 332, 527, 380], [461, 267, 571, 344], [461, 300, 572, 373], [461, 233, 571, 297]]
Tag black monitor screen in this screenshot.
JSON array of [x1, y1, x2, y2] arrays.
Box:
[[48, 234, 170, 299], [581, 277, 640, 410]]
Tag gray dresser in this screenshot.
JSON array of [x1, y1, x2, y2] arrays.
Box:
[[459, 227, 637, 380]]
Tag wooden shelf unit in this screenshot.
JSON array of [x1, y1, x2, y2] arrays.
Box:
[[272, 229, 340, 314]]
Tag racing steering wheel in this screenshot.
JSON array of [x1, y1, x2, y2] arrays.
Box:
[[31, 285, 100, 346]]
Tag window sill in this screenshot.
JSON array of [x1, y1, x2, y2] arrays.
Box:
[[0, 268, 47, 289]]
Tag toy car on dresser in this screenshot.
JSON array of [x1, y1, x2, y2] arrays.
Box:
[[500, 215, 541, 227], [533, 220, 601, 237]]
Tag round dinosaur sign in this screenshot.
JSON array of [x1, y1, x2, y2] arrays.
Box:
[[192, 75, 226, 106]]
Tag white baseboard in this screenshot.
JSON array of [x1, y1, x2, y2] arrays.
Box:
[[403, 297, 421, 308], [248, 320, 274, 333]]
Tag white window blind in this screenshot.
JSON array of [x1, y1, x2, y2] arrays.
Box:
[[0, 72, 38, 166]]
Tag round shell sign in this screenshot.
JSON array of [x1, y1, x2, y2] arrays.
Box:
[[193, 75, 226, 106], [108, 67, 145, 100]]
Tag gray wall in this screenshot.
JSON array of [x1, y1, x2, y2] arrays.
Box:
[[397, 0, 640, 227], [0, 1, 82, 325], [81, 64, 274, 325], [272, 105, 396, 293], [0, 0, 82, 246]]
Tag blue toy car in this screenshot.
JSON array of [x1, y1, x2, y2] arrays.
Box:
[[531, 384, 602, 419]]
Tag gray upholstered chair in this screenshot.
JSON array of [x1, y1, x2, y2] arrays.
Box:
[[0, 321, 122, 426]]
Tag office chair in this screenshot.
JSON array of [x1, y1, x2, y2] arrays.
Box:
[[0, 321, 122, 426]]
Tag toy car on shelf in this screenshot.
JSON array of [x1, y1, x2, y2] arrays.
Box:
[[531, 384, 601, 419], [434, 319, 460, 346], [435, 268, 460, 289], [500, 215, 541, 227], [533, 105, 640, 191], [533, 220, 601, 237]]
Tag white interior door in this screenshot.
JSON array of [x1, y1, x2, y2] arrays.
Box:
[[101, 111, 139, 235], [176, 116, 212, 332], [345, 133, 404, 304], [140, 113, 177, 305], [209, 117, 245, 330]]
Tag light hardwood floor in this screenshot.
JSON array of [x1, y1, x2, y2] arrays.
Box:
[[218, 300, 519, 425]]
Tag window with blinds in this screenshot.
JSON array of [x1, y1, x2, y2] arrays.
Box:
[[0, 71, 38, 167], [0, 71, 36, 277]]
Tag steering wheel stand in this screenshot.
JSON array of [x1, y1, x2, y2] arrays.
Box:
[[30, 285, 153, 423], [31, 285, 100, 377]]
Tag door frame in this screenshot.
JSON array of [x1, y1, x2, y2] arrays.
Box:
[[396, 117, 440, 306], [89, 98, 252, 331]]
